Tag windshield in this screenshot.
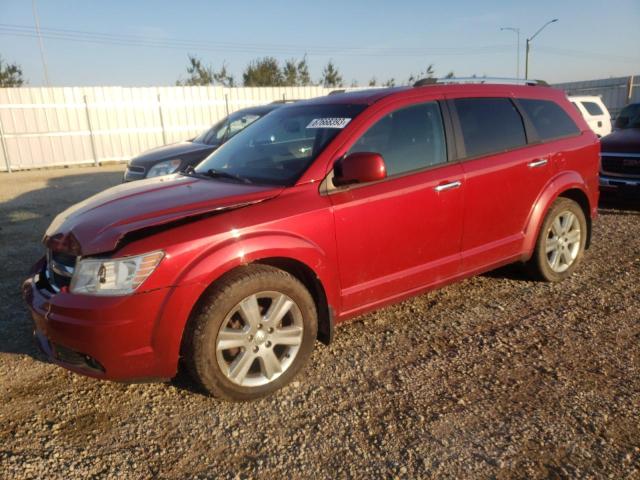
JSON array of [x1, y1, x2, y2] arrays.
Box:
[[193, 111, 263, 146], [614, 104, 640, 129], [194, 103, 366, 186]]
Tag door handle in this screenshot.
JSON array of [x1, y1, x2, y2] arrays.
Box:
[[434, 180, 462, 192], [527, 158, 548, 168]]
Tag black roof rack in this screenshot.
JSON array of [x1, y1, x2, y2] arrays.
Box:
[[413, 77, 548, 87]]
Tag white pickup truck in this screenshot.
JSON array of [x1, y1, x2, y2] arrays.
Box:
[[569, 96, 612, 137]]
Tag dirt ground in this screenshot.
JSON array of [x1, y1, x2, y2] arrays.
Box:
[[0, 165, 638, 479]]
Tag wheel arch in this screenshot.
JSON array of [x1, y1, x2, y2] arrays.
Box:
[[155, 234, 338, 378], [523, 172, 594, 259], [256, 257, 334, 345], [557, 188, 592, 249]]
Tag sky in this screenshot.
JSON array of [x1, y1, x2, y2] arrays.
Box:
[[0, 0, 639, 87]]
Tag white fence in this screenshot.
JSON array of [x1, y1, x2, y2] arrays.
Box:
[[0, 86, 335, 172]]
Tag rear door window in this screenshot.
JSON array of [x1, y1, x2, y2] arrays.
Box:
[[518, 99, 580, 141], [453, 98, 527, 158]]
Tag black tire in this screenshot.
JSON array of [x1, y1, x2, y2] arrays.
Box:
[[182, 264, 317, 400], [527, 197, 588, 282]]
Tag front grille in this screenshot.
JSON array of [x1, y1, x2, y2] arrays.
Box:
[[45, 250, 76, 292], [601, 154, 640, 177]]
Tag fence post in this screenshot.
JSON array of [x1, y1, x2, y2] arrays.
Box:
[[224, 94, 230, 117], [83, 95, 99, 166], [628, 75, 635, 103], [0, 115, 11, 173], [157, 93, 167, 145]]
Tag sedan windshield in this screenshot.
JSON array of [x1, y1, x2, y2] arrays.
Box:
[[193, 111, 263, 146], [194, 104, 366, 186], [614, 104, 640, 129]]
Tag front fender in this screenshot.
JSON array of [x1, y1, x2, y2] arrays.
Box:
[[149, 232, 338, 377], [522, 170, 594, 259]]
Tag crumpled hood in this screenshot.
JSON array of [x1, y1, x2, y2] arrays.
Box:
[[44, 174, 283, 256]]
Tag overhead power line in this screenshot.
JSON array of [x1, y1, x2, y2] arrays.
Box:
[[0, 23, 512, 57], [3, 23, 634, 63], [535, 45, 640, 63]]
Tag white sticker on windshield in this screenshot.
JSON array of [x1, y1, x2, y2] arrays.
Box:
[[306, 117, 351, 129]]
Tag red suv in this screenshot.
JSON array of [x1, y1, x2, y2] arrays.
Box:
[[23, 81, 599, 400]]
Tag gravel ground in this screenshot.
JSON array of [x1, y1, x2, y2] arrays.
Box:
[[1, 166, 639, 479]]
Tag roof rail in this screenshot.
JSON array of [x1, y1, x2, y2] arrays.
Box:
[[413, 77, 549, 87]]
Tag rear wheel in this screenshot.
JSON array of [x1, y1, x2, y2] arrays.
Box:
[[527, 197, 587, 282], [183, 265, 317, 400]]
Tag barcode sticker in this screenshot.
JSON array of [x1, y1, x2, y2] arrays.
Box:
[[306, 118, 352, 129]]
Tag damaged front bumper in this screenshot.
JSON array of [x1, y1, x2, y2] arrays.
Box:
[[22, 257, 176, 381]]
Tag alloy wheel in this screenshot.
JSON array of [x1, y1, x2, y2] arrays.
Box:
[[545, 210, 581, 273], [215, 291, 304, 387]]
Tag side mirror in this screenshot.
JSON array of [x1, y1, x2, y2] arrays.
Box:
[[333, 152, 387, 187]]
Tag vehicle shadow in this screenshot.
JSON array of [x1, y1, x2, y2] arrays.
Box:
[[0, 166, 209, 394], [598, 195, 640, 215], [482, 263, 533, 282], [0, 168, 124, 361], [485, 195, 639, 282]]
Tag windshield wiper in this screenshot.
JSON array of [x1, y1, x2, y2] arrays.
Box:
[[202, 168, 253, 184]]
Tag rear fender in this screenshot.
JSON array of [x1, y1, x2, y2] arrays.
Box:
[[522, 171, 593, 259]]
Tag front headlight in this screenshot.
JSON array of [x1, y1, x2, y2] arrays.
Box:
[[70, 251, 164, 296], [146, 159, 181, 178]]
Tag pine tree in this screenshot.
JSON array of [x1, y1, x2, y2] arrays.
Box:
[[243, 57, 284, 87], [321, 60, 343, 88], [0, 56, 25, 87]]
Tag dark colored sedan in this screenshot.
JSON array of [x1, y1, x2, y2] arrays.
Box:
[[123, 103, 283, 181], [600, 103, 640, 197]]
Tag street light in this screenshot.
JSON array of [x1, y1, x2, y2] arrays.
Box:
[[525, 18, 559, 80], [500, 27, 521, 79]]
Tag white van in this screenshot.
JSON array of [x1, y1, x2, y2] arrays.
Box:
[[568, 96, 612, 137]]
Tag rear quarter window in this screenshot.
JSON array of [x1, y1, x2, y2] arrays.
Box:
[[581, 101, 604, 116], [518, 99, 580, 141]]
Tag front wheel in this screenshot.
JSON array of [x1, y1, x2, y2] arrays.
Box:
[[183, 265, 317, 400], [527, 197, 588, 282]]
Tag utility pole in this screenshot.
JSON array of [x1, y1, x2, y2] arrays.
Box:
[[500, 27, 520, 79], [32, 0, 51, 86], [524, 18, 558, 80]]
